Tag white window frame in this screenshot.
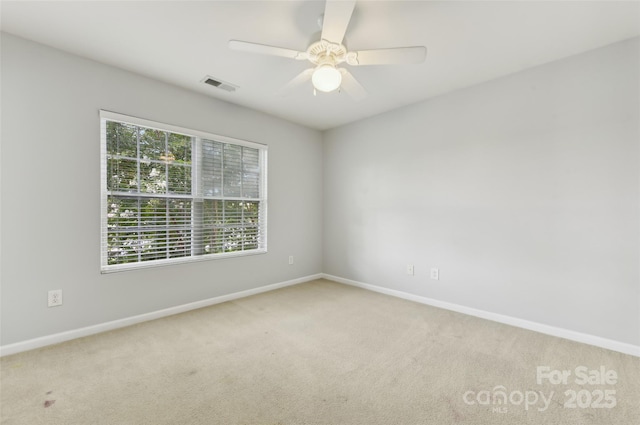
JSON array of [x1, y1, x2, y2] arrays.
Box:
[[100, 110, 268, 273]]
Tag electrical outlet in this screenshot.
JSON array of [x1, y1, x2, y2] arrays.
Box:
[[430, 268, 439, 280], [48, 289, 63, 307], [407, 265, 414, 276], [288, 255, 294, 265]]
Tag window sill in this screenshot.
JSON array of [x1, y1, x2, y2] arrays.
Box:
[[100, 249, 268, 274]]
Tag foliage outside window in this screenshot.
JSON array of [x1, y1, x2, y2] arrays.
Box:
[[100, 111, 267, 272]]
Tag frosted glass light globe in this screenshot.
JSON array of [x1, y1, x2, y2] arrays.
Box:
[[311, 65, 342, 92]]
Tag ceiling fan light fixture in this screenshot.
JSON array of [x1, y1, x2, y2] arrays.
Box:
[[311, 64, 342, 92]]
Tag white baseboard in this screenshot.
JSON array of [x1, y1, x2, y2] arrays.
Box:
[[322, 274, 640, 357], [4, 273, 637, 358], [0, 274, 323, 357]]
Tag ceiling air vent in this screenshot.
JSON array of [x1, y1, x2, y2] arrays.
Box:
[[202, 76, 238, 92]]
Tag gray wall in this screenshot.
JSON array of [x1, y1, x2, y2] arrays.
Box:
[[0, 34, 323, 345], [323, 38, 640, 345]]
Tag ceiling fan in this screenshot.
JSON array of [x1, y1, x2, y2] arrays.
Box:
[[228, 0, 427, 100]]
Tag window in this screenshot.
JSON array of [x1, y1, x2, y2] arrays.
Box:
[[100, 111, 267, 272]]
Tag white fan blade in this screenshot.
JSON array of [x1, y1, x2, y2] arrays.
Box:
[[229, 40, 307, 60], [339, 68, 367, 101], [278, 69, 314, 96], [348, 46, 427, 66], [321, 0, 356, 45]]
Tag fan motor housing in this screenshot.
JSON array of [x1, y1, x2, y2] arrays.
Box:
[[306, 40, 348, 66]]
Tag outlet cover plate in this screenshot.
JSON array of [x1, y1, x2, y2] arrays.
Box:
[[48, 289, 63, 307], [430, 268, 439, 280], [407, 265, 414, 276]]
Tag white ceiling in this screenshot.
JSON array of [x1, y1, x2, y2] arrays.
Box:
[[2, 1, 639, 130]]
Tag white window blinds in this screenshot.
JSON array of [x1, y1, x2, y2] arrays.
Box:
[[100, 111, 267, 273]]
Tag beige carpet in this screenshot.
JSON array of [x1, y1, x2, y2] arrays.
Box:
[[1, 279, 638, 424]]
